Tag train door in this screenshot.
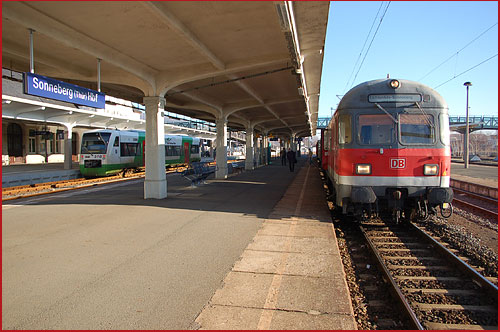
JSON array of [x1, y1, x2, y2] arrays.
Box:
[[108, 133, 121, 166], [320, 128, 327, 170], [183, 142, 190, 163]]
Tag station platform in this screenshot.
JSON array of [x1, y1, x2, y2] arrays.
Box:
[[2, 162, 82, 188], [450, 163, 498, 189], [195, 161, 357, 329], [2, 158, 355, 330]]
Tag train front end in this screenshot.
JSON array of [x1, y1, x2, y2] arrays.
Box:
[[330, 79, 453, 222], [79, 130, 117, 177]]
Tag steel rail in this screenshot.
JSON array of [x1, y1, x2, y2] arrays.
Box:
[[359, 225, 424, 330], [2, 167, 186, 201], [453, 197, 498, 220], [410, 222, 498, 300], [452, 187, 498, 205], [360, 222, 498, 330], [1, 161, 236, 200]]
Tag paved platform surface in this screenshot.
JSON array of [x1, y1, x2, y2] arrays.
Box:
[[195, 163, 356, 330], [450, 163, 498, 188], [2, 159, 354, 330]]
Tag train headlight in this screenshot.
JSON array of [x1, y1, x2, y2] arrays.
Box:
[[356, 164, 371, 175], [389, 79, 400, 89], [424, 164, 439, 176]]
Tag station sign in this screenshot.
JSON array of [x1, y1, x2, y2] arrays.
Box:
[[34, 130, 51, 136], [23, 72, 105, 109]]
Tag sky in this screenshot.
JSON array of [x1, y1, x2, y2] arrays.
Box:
[[318, 1, 498, 119]]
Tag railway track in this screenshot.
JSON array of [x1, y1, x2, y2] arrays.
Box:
[[360, 222, 498, 330], [452, 188, 498, 221], [2, 165, 188, 200], [2, 160, 239, 200]]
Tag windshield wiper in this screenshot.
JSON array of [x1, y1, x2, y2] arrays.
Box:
[[414, 102, 434, 128], [374, 103, 398, 124]]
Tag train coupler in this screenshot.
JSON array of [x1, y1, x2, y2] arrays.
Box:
[[440, 202, 453, 218]]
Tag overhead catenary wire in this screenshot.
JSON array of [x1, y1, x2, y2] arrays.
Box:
[[419, 22, 498, 82], [343, 2, 384, 94], [349, 1, 391, 90], [433, 53, 498, 89]]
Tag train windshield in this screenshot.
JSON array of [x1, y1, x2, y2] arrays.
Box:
[[358, 114, 394, 145], [399, 114, 435, 144], [81, 132, 111, 154]]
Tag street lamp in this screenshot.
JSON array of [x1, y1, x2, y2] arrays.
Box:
[[463, 82, 472, 168]]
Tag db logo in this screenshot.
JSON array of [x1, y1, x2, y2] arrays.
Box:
[[391, 158, 406, 169]]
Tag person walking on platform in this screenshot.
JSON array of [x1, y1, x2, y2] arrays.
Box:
[[286, 148, 296, 172], [281, 147, 287, 166]]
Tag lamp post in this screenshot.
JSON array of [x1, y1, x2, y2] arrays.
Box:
[[463, 82, 472, 168]]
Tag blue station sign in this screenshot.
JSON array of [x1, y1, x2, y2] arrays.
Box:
[[23, 72, 105, 109]]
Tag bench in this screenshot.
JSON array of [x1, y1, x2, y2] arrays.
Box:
[[181, 161, 215, 186], [228, 161, 244, 174]]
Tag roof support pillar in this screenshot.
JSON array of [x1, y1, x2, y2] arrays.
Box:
[[63, 124, 73, 170], [290, 134, 296, 151], [245, 125, 254, 171], [143, 96, 167, 199], [215, 117, 228, 179], [29, 28, 35, 73], [97, 58, 101, 92], [253, 134, 259, 168], [262, 134, 269, 165]]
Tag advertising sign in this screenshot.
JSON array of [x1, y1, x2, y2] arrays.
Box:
[[23, 72, 105, 109]]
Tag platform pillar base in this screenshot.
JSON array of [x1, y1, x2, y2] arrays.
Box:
[[144, 179, 167, 199]]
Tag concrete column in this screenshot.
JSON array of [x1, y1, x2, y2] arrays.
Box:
[[63, 124, 73, 170], [262, 134, 268, 165], [253, 135, 259, 167], [143, 96, 167, 199], [215, 117, 228, 179], [245, 126, 254, 171], [265, 136, 270, 165], [260, 135, 264, 165]]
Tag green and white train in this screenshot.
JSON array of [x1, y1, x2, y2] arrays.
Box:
[[80, 129, 201, 177]]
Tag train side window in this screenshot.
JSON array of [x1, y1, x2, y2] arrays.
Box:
[[190, 144, 199, 154], [324, 128, 330, 150], [165, 145, 181, 156], [113, 136, 119, 147], [439, 113, 450, 146], [121, 143, 141, 156], [338, 115, 351, 144]]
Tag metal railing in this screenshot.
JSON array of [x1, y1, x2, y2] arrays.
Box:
[[449, 116, 498, 130]]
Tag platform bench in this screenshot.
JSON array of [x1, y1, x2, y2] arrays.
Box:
[[181, 161, 214, 186], [229, 162, 244, 174]]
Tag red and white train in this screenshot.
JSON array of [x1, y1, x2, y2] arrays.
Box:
[[319, 78, 453, 222]]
